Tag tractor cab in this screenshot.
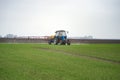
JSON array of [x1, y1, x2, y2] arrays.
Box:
[[55, 30, 67, 41], [48, 30, 70, 45]]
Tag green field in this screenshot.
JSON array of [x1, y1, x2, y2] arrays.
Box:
[[0, 44, 120, 80]]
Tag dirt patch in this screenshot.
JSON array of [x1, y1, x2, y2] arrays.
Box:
[[35, 47, 120, 64]]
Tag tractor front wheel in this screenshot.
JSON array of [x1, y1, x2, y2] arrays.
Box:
[[60, 40, 66, 45]]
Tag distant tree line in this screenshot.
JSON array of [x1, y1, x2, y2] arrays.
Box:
[[0, 34, 17, 38], [69, 35, 93, 39], [0, 34, 94, 39]]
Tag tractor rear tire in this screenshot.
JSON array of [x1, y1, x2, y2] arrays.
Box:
[[67, 39, 70, 45]]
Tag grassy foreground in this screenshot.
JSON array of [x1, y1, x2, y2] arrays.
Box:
[[0, 43, 120, 80]]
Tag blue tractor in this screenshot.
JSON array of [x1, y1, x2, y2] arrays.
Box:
[[48, 30, 70, 45]]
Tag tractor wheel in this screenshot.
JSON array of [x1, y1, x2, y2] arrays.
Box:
[[60, 40, 66, 45], [63, 40, 66, 45], [67, 39, 70, 45], [48, 42, 51, 45], [48, 41, 51, 45], [67, 42, 70, 45], [54, 39, 59, 45]]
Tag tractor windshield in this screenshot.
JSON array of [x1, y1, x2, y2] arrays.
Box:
[[55, 31, 66, 36]]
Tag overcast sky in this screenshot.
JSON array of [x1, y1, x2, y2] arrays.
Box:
[[0, 0, 120, 39]]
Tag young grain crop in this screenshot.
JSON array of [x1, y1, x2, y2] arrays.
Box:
[[0, 44, 120, 80]]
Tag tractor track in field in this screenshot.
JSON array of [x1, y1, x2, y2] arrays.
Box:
[[35, 47, 120, 64]]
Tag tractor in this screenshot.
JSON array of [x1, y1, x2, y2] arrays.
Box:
[[48, 30, 70, 45]]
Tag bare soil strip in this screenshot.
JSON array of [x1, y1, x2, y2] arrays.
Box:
[[36, 47, 120, 64]]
